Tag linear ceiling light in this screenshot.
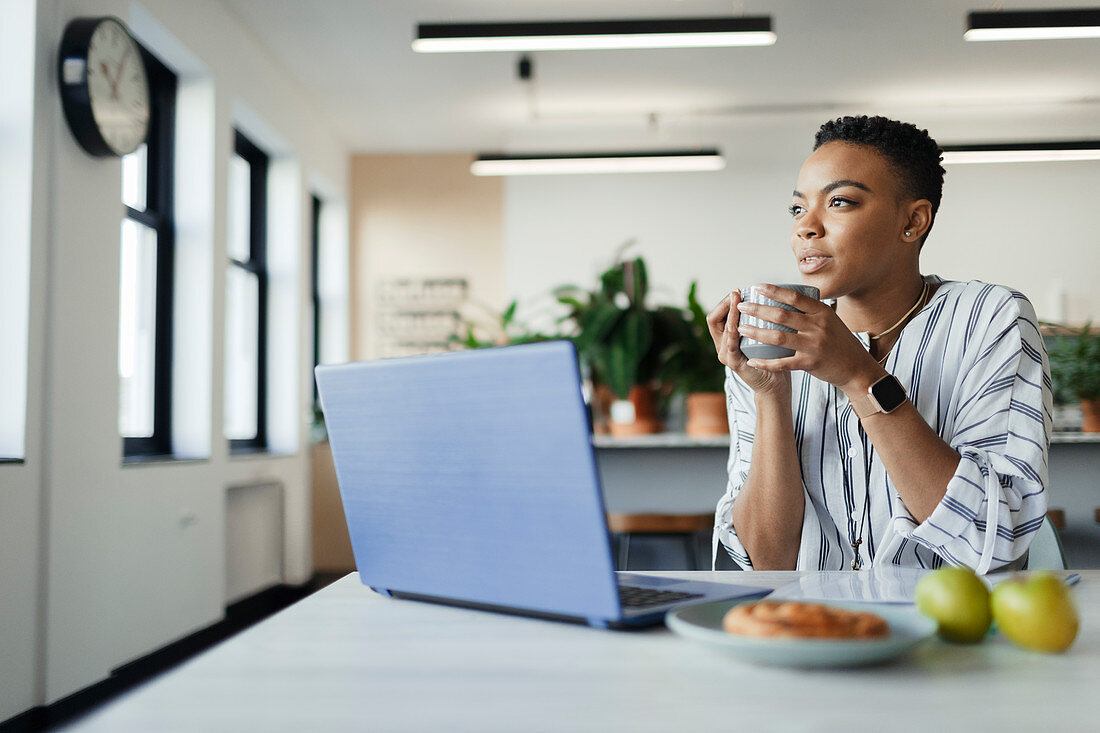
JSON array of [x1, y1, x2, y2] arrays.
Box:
[[471, 150, 726, 176], [414, 17, 776, 53], [942, 141, 1100, 164], [965, 8, 1100, 41]]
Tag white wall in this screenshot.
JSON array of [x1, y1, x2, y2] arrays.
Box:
[[504, 108, 1100, 325], [0, 0, 350, 716], [350, 153, 505, 359], [932, 159, 1100, 322]]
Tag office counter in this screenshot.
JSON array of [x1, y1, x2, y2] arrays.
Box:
[[597, 433, 1100, 566]]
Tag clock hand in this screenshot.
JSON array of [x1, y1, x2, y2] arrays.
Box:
[[100, 60, 118, 98], [114, 46, 133, 100], [108, 47, 133, 100]]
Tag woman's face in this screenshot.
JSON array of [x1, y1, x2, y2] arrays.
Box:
[[789, 141, 916, 300]]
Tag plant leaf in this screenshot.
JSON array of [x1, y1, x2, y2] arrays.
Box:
[[600, 267, 625, 299], [575, 303, 622, 353], [631, 257, 648, 306], [556, 296, 585, 313], [687, 281, 708, 328], [501, 300, 517, 328], [605, 342, 634, 399]]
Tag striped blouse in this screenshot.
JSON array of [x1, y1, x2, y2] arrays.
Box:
[[714, 275, 1052, 574]]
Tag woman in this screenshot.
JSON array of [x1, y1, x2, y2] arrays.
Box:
[[707, 115, 1051, 574]]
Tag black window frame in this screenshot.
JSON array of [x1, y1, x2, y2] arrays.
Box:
[[227, 129, 269, 454], [123, 47, 177, 459], [310, 193, 322, 406]]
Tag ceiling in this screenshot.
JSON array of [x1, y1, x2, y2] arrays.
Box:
[[221, 0, 1100, 152]]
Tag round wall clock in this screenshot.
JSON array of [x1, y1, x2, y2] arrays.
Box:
[[58, 16, 151, 157]]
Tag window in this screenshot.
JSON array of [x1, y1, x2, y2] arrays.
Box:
[[309, 193, 350, 406], [0, 0, 35, 462], [225, 130, 269, 452], [119, 48, 177, 458]]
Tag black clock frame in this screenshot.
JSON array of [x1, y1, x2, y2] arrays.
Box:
[[57, 16, 150, 157]]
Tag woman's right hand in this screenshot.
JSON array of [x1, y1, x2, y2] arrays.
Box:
[[706, 290, 791, 396]]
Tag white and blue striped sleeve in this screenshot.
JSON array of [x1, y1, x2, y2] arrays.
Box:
[[714, 368, 756, 569], [898, 290, 1051, 574]]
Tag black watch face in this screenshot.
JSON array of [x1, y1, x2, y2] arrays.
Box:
[[872, 375, 907, 412]]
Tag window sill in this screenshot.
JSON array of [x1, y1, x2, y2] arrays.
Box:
[[122, 453, 208, 467], [0, 457, 26, 465], [229, 446, 298, 460]]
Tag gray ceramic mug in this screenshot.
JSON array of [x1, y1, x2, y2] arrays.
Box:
[[738, 283, 820, 360]]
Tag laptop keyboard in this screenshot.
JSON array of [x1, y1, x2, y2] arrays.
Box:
[[618, 584, 703, 608]]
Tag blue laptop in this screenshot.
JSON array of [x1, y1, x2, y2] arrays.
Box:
[[315, 340, 768, 628]]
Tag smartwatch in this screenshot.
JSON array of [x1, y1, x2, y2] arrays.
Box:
[[853, 374, 907, 419]]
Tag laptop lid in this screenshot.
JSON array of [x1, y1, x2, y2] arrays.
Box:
[[316, 341, 622, 622]]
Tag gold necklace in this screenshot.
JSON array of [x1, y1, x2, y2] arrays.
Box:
[[873, 281, 930, 365], [870, 281, 930, 342]]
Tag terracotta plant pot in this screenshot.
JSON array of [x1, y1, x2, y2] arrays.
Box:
[[1082, 399, 1100, 433], [589, 384, 614, 435], [608, 384, 662, 437], [685, 392, 729, 436]]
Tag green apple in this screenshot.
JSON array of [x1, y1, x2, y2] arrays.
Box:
[[991, 573, 1079, 653], [915, 567, 992, 643]]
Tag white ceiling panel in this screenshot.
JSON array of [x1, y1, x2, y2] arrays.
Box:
[[220, 0, 1100, 151]]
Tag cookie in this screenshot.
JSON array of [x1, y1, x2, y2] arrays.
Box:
[[722, 601, 889, 639]]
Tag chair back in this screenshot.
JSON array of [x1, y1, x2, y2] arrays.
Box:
[[1026, 515, 1067, 570]]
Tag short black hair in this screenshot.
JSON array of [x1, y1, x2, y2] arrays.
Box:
[[813, 115, 945, 244]]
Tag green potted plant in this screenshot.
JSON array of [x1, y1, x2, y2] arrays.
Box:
[[555, 244, 681, 436], [1047, 322, 1100, 432], [452, 299, 558, 349], [662, 282, 729, 436]]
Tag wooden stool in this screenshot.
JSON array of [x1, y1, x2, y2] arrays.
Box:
[[606, 513, 714, 571], [1047, 509, 1066, 531]]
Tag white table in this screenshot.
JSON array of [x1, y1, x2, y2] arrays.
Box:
[[70, 571, 1099, 732]]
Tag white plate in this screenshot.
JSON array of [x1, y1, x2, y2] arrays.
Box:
[[666, 599, 936, 668]]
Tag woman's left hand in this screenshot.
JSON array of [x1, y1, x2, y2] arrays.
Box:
[[735, 284, 883, 394]]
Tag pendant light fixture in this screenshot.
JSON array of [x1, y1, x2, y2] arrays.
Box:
[[414, 17, 776, 53], [941, 141, 1100, 164], [470, 150, 726, 176], [965, 8, 1100, 41]]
